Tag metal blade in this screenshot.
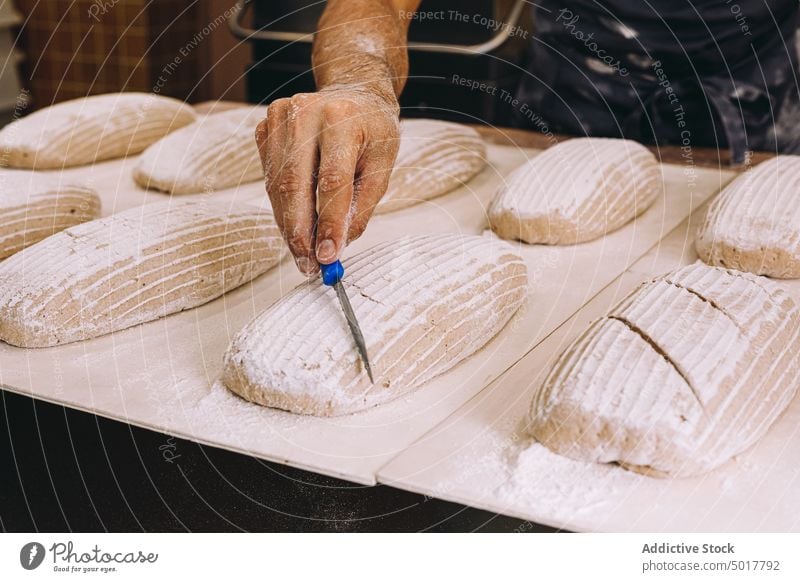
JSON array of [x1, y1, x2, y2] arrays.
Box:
[[334, 282, 374, 383]]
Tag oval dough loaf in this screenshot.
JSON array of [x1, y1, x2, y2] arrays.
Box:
[[696, 155, 800, 278], [223, 234, 527, 416], [375, 119, 486, 213], [0, 171, 100, 260], [0, 200, 285, 347], [529, 262, 800, 477], [133, 106, 267, 194], [489, 137, 661, 244], [0, 92, 196, 169]]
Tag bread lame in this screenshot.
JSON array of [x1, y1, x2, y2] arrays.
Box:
[[320, 260, 375, 383]]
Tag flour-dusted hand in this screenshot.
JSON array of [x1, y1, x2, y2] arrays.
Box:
[[255, 87, 400, 273], [253, 0, 419, 274]]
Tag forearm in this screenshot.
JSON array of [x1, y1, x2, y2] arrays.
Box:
[[312, 0, 412, 106]]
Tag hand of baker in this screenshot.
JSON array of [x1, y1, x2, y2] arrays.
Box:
[[256, 87, 400, 274]]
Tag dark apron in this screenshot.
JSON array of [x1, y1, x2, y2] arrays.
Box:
[[514, 0, 800, 163]]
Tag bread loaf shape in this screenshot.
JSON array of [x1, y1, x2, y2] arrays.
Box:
[[529, 262, 800, 478], [0, 93, 197, 169], [223, 234, 528, 416], [375, 120, 486, 213], [489, 137, 661, 244], [0, 171, 100, 260], [133, 106, 268, 194], [696, 155, 800, 279], [0, 200, 285, 347]]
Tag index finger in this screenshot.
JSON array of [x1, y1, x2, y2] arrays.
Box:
[[315, 104, 362, 264]]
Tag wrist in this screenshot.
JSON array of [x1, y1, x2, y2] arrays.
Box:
[[318, 79, 400, 116]]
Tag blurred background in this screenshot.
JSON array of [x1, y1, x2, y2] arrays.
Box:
[[1, 0, 531, 125]]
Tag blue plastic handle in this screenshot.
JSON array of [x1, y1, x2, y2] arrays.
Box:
[[320, 260, 345, 286]]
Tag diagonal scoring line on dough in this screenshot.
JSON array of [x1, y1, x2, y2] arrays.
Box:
[[606, 314, 707, 415], [662, 279, 743, 332]]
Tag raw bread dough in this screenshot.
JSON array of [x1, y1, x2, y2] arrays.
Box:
[[133, 106, 268, 194], [529, 262, 800, 478], [223, 233, 527, 416], [0, 200, 285, 347], [0, 92, 196, 169], [489, 137, 661, 244], [0, 171, 100, 260], [696, 155, 800, 279], [375, 119, 486, 213]]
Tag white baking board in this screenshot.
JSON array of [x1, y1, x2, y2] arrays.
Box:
[[378, 196, 800, 532], [0, 137, 734, 486]]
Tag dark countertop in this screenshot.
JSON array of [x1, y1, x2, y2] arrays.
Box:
[[1, 390, 557, 532]]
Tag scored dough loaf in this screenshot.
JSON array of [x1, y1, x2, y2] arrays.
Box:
[[223, 234, 527, 416], [0, 200, 285, 347], [133, 106, 268, 194], [0, 92, 196, 169], [489, 137, 661, 245], [696, 155, 800, 279], [529, 262, 800, 478], [0, 171, 100, 260], [375, 119, 486, 214]]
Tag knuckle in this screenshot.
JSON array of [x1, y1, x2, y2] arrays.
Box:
[[317, 211, 348, 240], [290, 93, 314, 109], [316, 221, 339, 241], [352, 188, 383, 217], [317, 169, 347, 193], [322, 100, 353, 123], [270, 97, 291, 110], [254, 118, 269, 141], [285, 232, 311, 256], [267, 99, 289, 122], [277, 180, 302, 197], [276, 170, 305, 197], [266, 110, 285, 134]]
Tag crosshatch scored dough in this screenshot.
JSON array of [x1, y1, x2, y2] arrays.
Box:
[[696, 154, 800, 279], [489, 137, 661, 245], [223, 234, 528, 416], [375, 119, 486, 213], [133, 106, 268, 195], [529, 262, 800, 478], [0, 171, 100, 260], [0, 200, 285, 348], [0, 92, 196, 169]]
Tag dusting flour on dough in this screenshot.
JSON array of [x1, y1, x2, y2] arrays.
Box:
[[376, 120, 486, 214], [489, 137, 660, 244], [222, 234, 527, 416], [0, 199, 285, 347], [0, 93, 196, 169], [528, 263, 800, 478], [133, 106, 268, 195], [697, 154, 800, 278]]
